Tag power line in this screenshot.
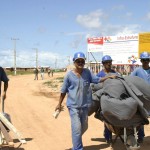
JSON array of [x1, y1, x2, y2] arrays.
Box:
[[32, 48, 38, 68]]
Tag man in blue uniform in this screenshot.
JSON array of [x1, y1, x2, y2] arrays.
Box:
[[97, 55, 117, 143], [55, 52, 116, 150], [131, 52, 150, 84], [131, 51, 150, 143], [0, 67, 9, 101]]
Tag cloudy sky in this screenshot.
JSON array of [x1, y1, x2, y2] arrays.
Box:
[[0, 0, 150, 68]]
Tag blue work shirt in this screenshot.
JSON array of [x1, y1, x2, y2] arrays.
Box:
[[0, 67, 9, 82], [97, 69, 116, 77], [61, 68, 100, 108], [0, 67, 9, 95], [131, 67, 150, 84]]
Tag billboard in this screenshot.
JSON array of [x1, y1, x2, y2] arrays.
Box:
[[87, 34, 139, 64], [139, 32, 150, 56], [87, 37, 103, 52], [103, 34, 138, 64]]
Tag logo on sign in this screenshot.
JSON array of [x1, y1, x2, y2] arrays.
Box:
[[128, 55, 137, 64], [104, 37, 112, 42]]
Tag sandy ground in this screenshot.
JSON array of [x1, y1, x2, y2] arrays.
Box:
[[2, 72, 150, 150]]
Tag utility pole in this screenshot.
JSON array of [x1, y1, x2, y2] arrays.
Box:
[[55, 57, 57, 71], [67, 56, 71, 70], [36, 49, 38, 68], [11, 38, 19, 75], [67, 56, 71, 65], [33, 48, 38, 68]]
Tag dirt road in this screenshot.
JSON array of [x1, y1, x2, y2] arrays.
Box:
[[3, 73, 150, 150]]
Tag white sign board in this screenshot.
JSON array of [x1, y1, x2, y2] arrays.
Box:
[[88, 34, 138, 64], [103, 34, 138, 64], [87, 37, 103, 52]]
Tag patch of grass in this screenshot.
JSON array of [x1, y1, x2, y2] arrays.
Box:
[[43, 81, 52, 86], [56, 77, 64, 82], [6, 71, 33, 76], [51, 84, 58, 88], [43, 81, 58, 88]]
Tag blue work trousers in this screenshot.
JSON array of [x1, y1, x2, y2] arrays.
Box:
[[68, 107, 88, 150], [138, 125, 145, 140], [104, 124, 112, 141]]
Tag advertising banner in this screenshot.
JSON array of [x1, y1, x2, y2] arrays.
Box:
[[103, 34, 138, 64], [87, 37, 103, 52], [139, 32, 150, 56], [87, 34, 139, 64]]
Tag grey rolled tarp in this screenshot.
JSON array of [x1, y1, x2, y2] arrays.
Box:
[[102, 78, 128, 99], [124, 76, 150, 112], [90, 83, 103, 93], [88, 100, 100, 116], [88, 88, 103, 116], [121, 78, 149, 118], [89, 76, 150, 127], [101, 95, 138, 121], [92, 89, 103, 102], [124, 76, 150, 98]]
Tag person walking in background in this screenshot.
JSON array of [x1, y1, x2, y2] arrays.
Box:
[[40, 67, 44, 80], [34, 68, 39, 80], [55, 52, 116, 150], [131, 51, 150, 143], [51, 69, 54, 77], [48, 67, 51, 77], [97, 55, 118, 143], [0, 67, 9, 101]]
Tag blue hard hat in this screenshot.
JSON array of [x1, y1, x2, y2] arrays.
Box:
[[73, 52, 86, 61], [140, 52, 150, 59], [102, 55, 112, 62]]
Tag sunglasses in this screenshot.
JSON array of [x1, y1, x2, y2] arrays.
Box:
[[141, 59, 150, 62], [103, 60, 112, 64], [75, 60, 85, 64]]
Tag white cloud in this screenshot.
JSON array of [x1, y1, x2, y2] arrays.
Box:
[[0, 50, 68, 68], [111, 24, 141, 36], [75, 9, 140, 37], [76, 9, 105, 29], [146, 12, 150, 20], [126, 12, 132, 17], [86, 24, 140, 37]]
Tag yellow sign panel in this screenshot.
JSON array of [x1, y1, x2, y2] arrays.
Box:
[[139, 32, 150, 57]]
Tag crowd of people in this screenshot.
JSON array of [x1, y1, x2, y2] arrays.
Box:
[[33, 67, 54, 80]]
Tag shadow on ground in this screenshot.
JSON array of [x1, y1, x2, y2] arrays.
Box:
[[11, 138, 33, 150], [33, 91, 60, 98], [13, 137, 33, 143], [83, 136, 150, 150], [0, 147, 25, 150]]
